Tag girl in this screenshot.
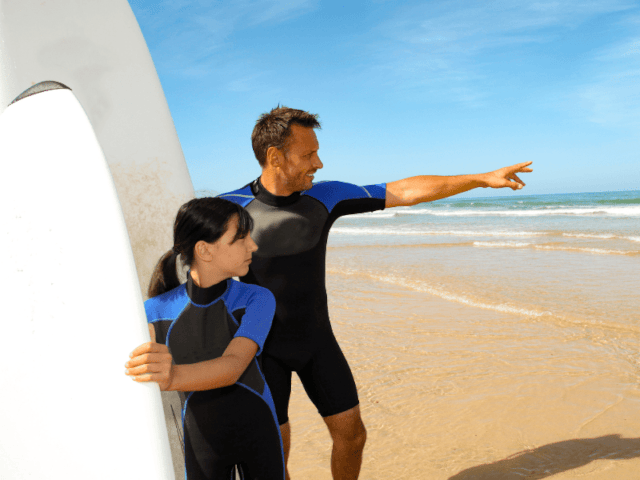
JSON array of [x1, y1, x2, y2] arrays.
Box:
[[125, 197, 284, 480]]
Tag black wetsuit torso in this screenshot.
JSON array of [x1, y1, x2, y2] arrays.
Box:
[[222, 178, 386, 349], [220, 178, 386, 422]]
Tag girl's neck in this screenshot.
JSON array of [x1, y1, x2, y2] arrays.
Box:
[[190, 266, 227, 289]]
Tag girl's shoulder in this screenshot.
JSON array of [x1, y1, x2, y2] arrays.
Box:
[[144, 283, 189, 321]]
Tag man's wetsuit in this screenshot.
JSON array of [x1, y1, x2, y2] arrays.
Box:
[[220, 178, 386, 424], [145, 274, 285, 480]]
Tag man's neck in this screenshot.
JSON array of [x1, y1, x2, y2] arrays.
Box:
[[260, 169, 297, 197]]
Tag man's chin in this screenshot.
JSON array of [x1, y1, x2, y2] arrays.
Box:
[[292, 181, 313, 192]]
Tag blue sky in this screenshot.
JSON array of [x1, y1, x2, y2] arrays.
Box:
[[128, 0, 640, 197]]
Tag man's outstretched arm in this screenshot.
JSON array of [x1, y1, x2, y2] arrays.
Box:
[[385, 161, 533, 208]]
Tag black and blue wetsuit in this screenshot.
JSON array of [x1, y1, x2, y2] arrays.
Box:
[[220, 178, 386, 424], [145, 274, 285, 480]]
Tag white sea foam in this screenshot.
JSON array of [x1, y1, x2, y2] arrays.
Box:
[[563, 233, 616, 239], [331, 227, 546, 237], [473, 241, 532, 247], [534, 245, 637, 255], [348, 211, 398, 219], [468, 241, 637, 255], [562, 233, 640, 244], [380, 206, 640, 218], [328, 268, 550, 318]]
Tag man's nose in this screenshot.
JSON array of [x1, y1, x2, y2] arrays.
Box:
[[248, 235, 259, 252]]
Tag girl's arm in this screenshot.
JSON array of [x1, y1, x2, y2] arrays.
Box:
[[125, 323, 258, 392]]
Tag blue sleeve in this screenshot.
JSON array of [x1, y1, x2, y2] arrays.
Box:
[[361, 183, 386, 200], [217, 183, 255, 208], [143, 285, 189, 323], [233, 286, 276, 356], [303, 181, 386, 214]]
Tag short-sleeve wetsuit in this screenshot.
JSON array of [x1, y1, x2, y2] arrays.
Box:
[[145, 274, 285, 480], [220, 178, 386, 424]]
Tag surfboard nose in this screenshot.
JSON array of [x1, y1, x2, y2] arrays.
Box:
[[9, 80, 71, 106]]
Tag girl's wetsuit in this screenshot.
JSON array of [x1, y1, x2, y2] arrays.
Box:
[[144, 274, 284, 480]]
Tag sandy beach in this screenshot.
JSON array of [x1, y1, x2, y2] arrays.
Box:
[[285, 269, 640, 479]]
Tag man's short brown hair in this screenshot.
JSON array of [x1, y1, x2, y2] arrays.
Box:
[[251, 106, 321, 167]]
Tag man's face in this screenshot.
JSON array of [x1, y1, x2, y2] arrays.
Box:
[[280, 124, 323, 192]]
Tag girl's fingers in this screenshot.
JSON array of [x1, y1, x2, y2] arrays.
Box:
[[130, 373, 167, 383], [126, 362, 167, 376], [125, 352, 172, 368], [129, 341, 169, 358]]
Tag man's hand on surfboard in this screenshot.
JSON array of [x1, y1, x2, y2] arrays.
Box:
[[481, 161, 533, 191], [125, 342, 174, 391]]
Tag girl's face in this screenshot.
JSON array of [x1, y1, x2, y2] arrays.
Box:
[[207, 215, 258, 279]]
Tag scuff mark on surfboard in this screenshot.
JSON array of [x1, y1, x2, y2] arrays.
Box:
[[110, 160, 193, 297]]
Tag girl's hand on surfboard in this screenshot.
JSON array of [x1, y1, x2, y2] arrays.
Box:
[[125, 342, 174, 391]]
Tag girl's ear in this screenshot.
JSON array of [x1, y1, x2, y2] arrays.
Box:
[[194, 240, 214, 262]]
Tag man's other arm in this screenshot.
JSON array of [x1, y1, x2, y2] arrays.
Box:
[[385, 161, 533, 208]]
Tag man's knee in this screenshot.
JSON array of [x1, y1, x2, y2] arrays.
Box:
[[347, 422, 367, 451], [324, 407, 367, 450], [337, 420, 367, 453]]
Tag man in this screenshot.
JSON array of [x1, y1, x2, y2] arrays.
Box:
[[220, 107, 533, 479]]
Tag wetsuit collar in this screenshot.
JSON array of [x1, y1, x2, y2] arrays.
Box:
[[186, 272, 228, 305], [252, 177, 301, 207]]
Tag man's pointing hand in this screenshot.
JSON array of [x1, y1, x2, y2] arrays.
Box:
[[482, 161, 533, 190]]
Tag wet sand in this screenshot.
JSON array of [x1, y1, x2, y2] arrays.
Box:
[[285, 271, 640, 479]]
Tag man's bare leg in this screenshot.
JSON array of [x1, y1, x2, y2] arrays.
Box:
[[323, 406, 367, 480], [281, 421, 291, 480]]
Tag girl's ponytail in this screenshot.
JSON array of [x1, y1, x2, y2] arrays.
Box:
[[147, 249, 181, 298]]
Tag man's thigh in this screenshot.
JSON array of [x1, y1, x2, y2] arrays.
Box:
[[297, 334, 360, 418]]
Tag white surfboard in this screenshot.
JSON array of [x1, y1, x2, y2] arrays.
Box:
[[0, 0, 195, 295], [0, 84, 174, 479], [0, 2, 193, 473]]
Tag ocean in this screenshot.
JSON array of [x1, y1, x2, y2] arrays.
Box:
[[329, 190, 639, 355], [286, 189, 640, 479]]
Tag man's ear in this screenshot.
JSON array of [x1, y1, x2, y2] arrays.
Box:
[[266, 146, 284, 168]]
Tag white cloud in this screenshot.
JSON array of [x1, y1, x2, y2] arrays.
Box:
[[131, 0, 317, 76], [595, 37, 640, 60], [385, 0, 635, 43], [364, 0, 638, 106], [579, 77, 640, 125], [577, 37, 640, 126]]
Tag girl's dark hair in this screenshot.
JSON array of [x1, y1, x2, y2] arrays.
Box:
[[147, 197, 253, 298]]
